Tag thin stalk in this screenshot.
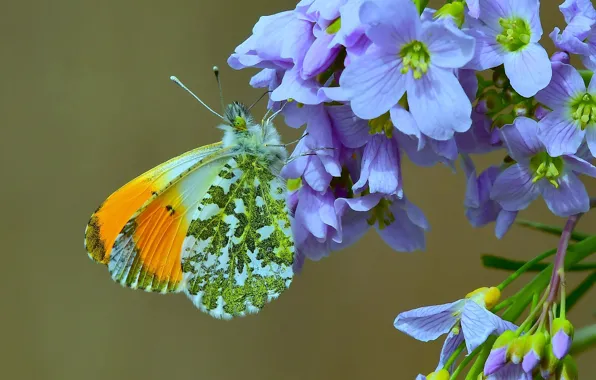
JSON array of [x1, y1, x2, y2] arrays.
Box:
[[496, 248, 556, 290]]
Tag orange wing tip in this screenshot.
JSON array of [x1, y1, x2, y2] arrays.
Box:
[[85, 214, 109, 264]]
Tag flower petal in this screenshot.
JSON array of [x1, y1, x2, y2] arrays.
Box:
[[586, 124, 596, 157], [377, 199, 428, 251], [537, 111, 585, 157], [271, 68, 326, 104], [542, 172, 590, 216], [461, 301, 517, 353], [327, 104, 371, 148], [353, 134, 401, 195], [500, 117, 543, 160], [562, 154, 596, 177], [484, 347, 508, 376], [339, 46, 407, 119], [394, 300, 464, 342], [490, 163, 539, 211], [504, 43, 552, 97], [495, 210, 518, 239], [535, 62, 586, 109], [438, 331, 465, 372], [301, 32, 341, 79], [360, 0, 420, 48], [423, 20, 476, 69], [390, 105, 420, 138], [552, 330, 573, 359], [465, 28, 505, 70], [408, 67, 472, 140]]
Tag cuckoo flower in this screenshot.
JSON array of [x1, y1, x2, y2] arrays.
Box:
[[536, 62, 596, 157], [327, 0, 475, 141], [550, 0, 596, 70], [490, 117, 596, 217], [466, 0, 551, 97], [394, 287, 517, 354]]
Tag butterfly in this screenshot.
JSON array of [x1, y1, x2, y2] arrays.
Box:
[[84, 73, 295, 319]]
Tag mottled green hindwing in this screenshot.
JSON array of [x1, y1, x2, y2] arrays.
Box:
[[181, 155, 294, 319]]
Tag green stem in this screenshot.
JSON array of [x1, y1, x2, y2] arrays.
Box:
[[495, 248, 556, 290], [444, 342, 465, 371], [450, 343, 483, 379], [570, 324, 596, 356], [483, 255, 596, 272], [515, 219, 590, 241], [464, 340, 493, 380]]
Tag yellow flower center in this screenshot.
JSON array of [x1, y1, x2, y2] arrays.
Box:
[[399, 40, 431, 79]]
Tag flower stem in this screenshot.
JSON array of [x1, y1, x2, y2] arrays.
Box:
[[444, 341, 465, 371], [546, 215, 582, 304], [496, 248, 556, 290], [450, 342, 483, 379]]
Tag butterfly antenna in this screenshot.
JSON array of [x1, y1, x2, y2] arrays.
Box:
[[169, 75, 224, 119], [212, 66, 226, 115], [248, 90, 272, 111]]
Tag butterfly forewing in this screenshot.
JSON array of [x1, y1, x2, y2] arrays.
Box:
[[106, 151, 232, 293], [182, 155, 294, 319]]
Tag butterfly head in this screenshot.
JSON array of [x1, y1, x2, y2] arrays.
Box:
[[224, 102, 253, 131]]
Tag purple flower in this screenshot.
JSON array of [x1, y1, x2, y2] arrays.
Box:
[[536, 62, 596, 157], [521, 331, 548, 373], [484, 330, 516, 375], [551, 317, 574, 359], [455, 111, 502, 154], [461, 155, 517, 239], [490, 117, 596, 217], [465, 0, 552, 97], [486, 364, 532, 380], [394, 287, 516, 354], [328, 0, 475, 140], [550, 0, 596, 70], [335, 193, 429, 252]]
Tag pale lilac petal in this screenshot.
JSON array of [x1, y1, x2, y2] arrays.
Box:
[[490, 164, 540, 211], [327, 104, 371, 148], [282, 103, 309, 128], [478, 0, 508, 31], [457, 69, 478, 102], [339, 47, 406, 119], [295, 185, 332, 239], [500, 117, 543, 161], [335, 192, 383, 214], [429, 138, 458, 162], [301, 32, 341, 79], [360, 0, 420, 48], [521, 350, 540, 373], [330, 207, 371, 251], [588, 69, 596, 92], [390, 105, 420, 138], [461, 301, 517, 353], [423, 21, 475, 69], [484, 347, 508, 375], [415, 375, 426, 380], [353, 134, 401, 195], [542, 172, 590, 216], [487, 364, 531, 380], [552, 330, 573, 359], [404, 199, 430, 230], [438, 331, 465, 372], [331, 0, 367, 48], [394, 300, 464, 342], [465, 28, 505, 70], [495, 210, 518, 239], [271, 68, 326, 104], [303, 156, 333, 192], [504, 44, 552, 97], [562, 154, 596, 177], [537, 111, 585, 157], [535, 62, 586, 109], [408, 67, 472, 140], [467, 0, 480, 18], [377, 199, 428, 251], [586, 126, 596, 157], [510, 0, 542, 41]]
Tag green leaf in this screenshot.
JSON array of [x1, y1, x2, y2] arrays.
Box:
[[566, 272, 596, 312], [482, 255, 596, 272], [413, 0, 429, 14], [515, 219, 590, 241], [570, 324, 596, 356]]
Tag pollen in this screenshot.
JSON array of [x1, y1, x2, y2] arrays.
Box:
[[367, 198, 395, 230], [399, 40, 431, 79], [496, 17, 531, 52], [368, 112, 394, 138], [530, 152, 564, 188], [570, 93, 596, 130]]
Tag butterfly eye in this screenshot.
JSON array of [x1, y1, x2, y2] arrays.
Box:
[[233, 116, 247, 130]]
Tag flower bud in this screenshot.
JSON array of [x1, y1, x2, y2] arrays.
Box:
[[492, 68, 509, 88], [484, 330, 516, 375], [513, 102, 529, 117], [533, 105, 549, 120], [426, 369, 449, 380], [465, 287, 501, 309], [551, 318, 574, 359], [557, 355, 578, 380], [507, 335, 529, 364], [540, 343, 560, 379], [434, 2, 465, 27], [521, 331, 548, 373]]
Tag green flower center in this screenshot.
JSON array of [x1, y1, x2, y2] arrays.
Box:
[[569, 93, 596, 130], [399, 40, 430, 79], [496, 17, 531, 52], [367, 198, 395, 230], [529, 152, 564, 188], [368, 112, 394, 138]]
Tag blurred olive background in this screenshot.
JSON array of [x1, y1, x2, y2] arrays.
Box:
[[1, 0, 594, 379]]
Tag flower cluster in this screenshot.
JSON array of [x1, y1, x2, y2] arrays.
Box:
[[228, 0, 596, 377], [229, 0, 596, 269]]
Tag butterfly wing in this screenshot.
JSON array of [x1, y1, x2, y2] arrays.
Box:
[[85, 142, 231, 292], [182, 154, 295, 319]]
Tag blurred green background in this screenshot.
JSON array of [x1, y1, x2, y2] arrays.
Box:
[[1, 0, 594, 378]]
